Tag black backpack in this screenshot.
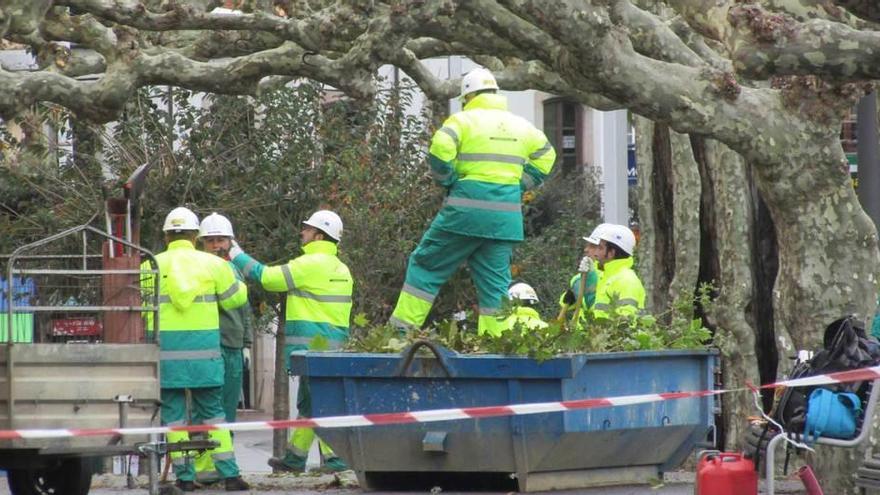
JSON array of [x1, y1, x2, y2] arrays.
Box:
[[772, 359, 813, 434], [751, 316, 880, 473], [811, 317, 880, 377], [772, 316, 880, 435]]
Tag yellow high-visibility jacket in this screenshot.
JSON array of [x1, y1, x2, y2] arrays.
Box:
[[143, 239, 247, 388]]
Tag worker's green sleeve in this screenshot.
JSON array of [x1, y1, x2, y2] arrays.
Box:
[[232, 252, 296, 294]]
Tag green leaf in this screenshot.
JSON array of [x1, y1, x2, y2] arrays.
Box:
[[309, 334, 330, 351], [353, 312, 370, 327]]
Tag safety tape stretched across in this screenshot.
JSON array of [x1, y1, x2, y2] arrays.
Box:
[[1, 363, 878, 440]]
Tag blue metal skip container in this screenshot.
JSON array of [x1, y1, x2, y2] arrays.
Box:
[[290, 343, 716, 492]]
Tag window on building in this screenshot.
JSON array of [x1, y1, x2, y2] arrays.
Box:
[[543, 98, 582, 175], [841, 107, 858, 185], [841, 108, 857, 154]]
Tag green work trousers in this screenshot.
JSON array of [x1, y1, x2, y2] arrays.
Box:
[[289, 376, 335, 458], [390, 227, 516, 335], [162, 387, 240, 482], [194, 346, 243, 482]]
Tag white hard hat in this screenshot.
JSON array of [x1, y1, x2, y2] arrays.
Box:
[[198, 212, 234, 238], [583, 223, 614, 245], [162, 207, 200, 232], [459, 68, 499, 99], [302, 210, 343, 241], [585, 223, 636, 255], [508, 282, 539, 303]]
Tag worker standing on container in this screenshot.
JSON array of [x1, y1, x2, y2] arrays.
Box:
[[502, 282, 548, 332], [389, 67, 556, 337], [144, 207, 250, 492], [587, 224, 645, 319], [228, 210, 353, 474], [193, 212, 254, 486]]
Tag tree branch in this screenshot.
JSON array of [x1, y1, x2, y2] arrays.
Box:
[[727, 5, 880, 79], [2, 0, 52, 38], [0, 39, 378, 121], [833, 0, 880, 23], [762, 0, 877, 30], [610, 0, 706, 68], [56, 0, 368, 51], [663, 0, 735, 43]]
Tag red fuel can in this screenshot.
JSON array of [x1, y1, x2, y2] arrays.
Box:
[[695, 451, 758, 495]]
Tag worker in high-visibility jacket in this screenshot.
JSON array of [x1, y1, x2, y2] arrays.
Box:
[[229, 210, 353, 474], [143, 207, 250, 492], [502, 282, 548, 333], [557, 224, 610, 329], [193, 213, 254, 486], [390, 67, 556, 337], [586, 224, 645, 319]]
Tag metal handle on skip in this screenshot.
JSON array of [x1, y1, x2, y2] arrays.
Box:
[[396, 339, 456, 378]]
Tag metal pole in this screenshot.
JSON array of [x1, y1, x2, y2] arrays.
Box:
[[105, 210, 115, 259], [593, 109, 630, 224], [857, 92, 880, 231], [147, 433, 160, 495]]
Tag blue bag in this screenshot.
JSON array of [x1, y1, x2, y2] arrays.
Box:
[[803, 388, 861, 443]]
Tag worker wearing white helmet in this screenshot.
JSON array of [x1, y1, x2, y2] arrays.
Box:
[[193, 213, 253, 485], [145, 207, 250, 491], [390, 67, 557, 337], [584, 223, 645, 320], [502, 282, 548, 333], [228, 209, 352, 474], [558, 224, 608, 325]]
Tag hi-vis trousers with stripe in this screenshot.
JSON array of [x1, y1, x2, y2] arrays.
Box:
[[162, 386, 240, 482], [390, 227, 515, 336]]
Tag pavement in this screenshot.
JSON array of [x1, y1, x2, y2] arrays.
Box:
[[0, 410, 810, 494]]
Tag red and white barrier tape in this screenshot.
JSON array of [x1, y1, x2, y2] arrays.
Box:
[[2, 364, 878, 441]]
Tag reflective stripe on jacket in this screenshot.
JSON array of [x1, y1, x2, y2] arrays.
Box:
[[143, 239, 248, 389], [428, 93, 556, 241], [234, 240, 353, 360], [592, 257, 645, 319]]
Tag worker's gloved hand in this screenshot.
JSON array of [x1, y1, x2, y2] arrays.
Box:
[[562, 289, 577, 306], [242, 347, 251, 368], [228, 239, 244, 260], [578, 256, 593, 273]]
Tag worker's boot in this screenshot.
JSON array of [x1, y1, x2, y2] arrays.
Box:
[[174, 480, 196, 492], [319, 457, 349, 473], [224, 476, 251, 492], [267, 452, 306, 473]]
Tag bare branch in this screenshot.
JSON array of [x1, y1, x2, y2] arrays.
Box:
[[727, 5, 880, 79], [663, 0, 735, 42], [761, 0, 877, 29], [1, 0, 53, 38], [610, 0, 706, 68], [833, 0, 880, 23], [56, 0, 369, 50], [0, 39, 376, 122]]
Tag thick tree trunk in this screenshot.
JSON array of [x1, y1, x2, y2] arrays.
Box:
[[634, 116, 656, 311], [668, 130, 701, 304], [640, 122, 676, 316], [754, 131, 880, 493], [700, 139, 761, 450], [748, 169, 781, 411], [635, 122, 699, 318]]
